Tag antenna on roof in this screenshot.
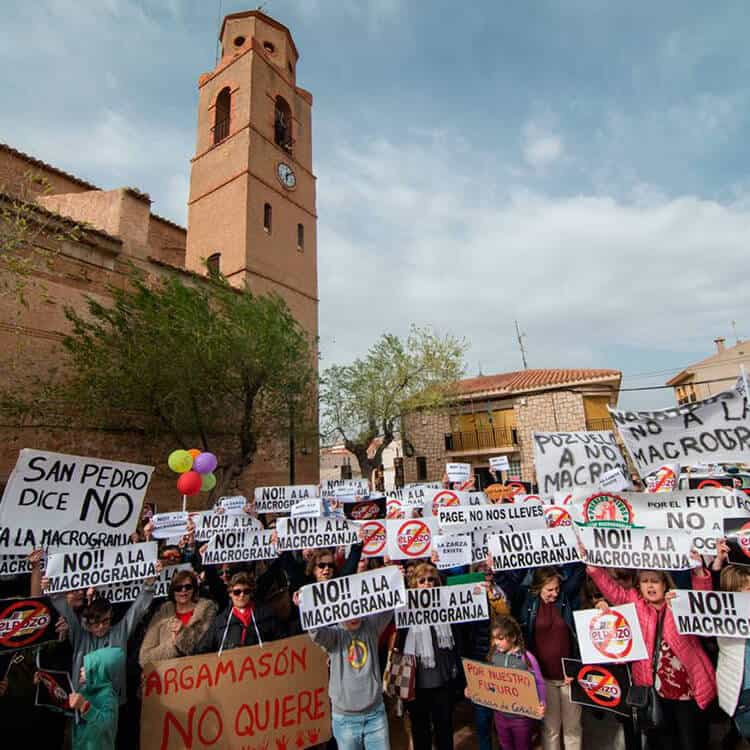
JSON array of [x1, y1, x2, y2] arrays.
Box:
[[515, 319, 528, 370], [215, 0, 223, 65], [478, 360, 483, 376], [732, 320, 740, 345]]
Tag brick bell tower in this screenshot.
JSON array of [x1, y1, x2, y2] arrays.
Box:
[[186, 10, 318, 343]]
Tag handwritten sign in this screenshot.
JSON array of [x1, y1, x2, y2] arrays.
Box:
[[462, 658, 542, 718]]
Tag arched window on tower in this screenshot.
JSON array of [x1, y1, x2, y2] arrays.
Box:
[[274, 96, 293, 153], [263, 203, 272, 233], [213, 87, 231, 145], [297, 223, 304, 251], [206, 252, 221, 277]]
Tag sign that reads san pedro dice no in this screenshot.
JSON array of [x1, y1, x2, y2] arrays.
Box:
[[140, 634, 331, 750]]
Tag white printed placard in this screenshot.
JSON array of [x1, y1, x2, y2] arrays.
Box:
[[44, 541, 158, 594], [299, 565, 406, 629], [253, 485, 318, 514], [433, 534, 472, 569], [0, 555, 33, 577], [395, 583, 488, 628], [574, 603, 648, 664], [578, 526, 696, 570], [321, 479, 369, 501], [488, 527, 580, 571], [360, 519, 388, 557], [202, 529, 277, 565], [150, 512, 189, 540], [438, 503, 546, 533], [489, 456, 510, 472], [446, 463, 471, 483], [193, 511, 262, 542], [100, 563, 192, 604], [385, 517, 438, 560], [217, 496, 247, 515], [0, 450, 153, 553], [290, 497, 323, 517], [599, 468, 630, 492], [404, 482, 442, 490], [645, 463, 680, 493], [472, 530, 491, 564], [423, 489, 475, 517], [275, 516, 359, 551], [387, 486, 434, 508], [609, 386, 750, 477], [672, 590, 750, 639]]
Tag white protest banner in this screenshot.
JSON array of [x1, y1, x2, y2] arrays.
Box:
[[150, 512, 189, 540], [433, 534, 472, 569], [645, 463, 680, 493], [574, 603, 648, 664], [404, 481, 442, 490], [532, 431, 629, 495], [467, 491, 488, 505], [385, 517, 438, 560], [446, 462, 472, 483], [472, 530, 492, 564], [423, 489, 475, 517], [360, 519, 388, 557], [672, 590, 750, 639], [291, 497, 323, 517], [100, 564, 192, 604], [276, 516, 359, 551], [395, 583, 488, 627], [0, 450, 153, 553], [202, 529, 277, 565], [609, 385, 750, 477], [489, 455, 510, 472], [599, 468, 630, 492], [217, 496, 246, 515], [253, 484, 318, 514], [193, 510, 262, 542], [489, 527, 580, 571], [299, 565, 406, 629], [387, 486, 434, 508], [438, 502, 546, 534], [44, 541, 157, 594], [0, 555, 32, 577], [578, 526, 696, 570]]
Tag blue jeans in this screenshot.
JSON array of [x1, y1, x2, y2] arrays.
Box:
[[331, 702, 390, 750]]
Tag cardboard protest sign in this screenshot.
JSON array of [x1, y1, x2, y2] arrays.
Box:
[[609, 385, 750, 477], [193, 511, 262, 542], [44, 541, 158, 594], [217, 496, 246, 515], [423, 488, 474, 517], [446, 462, 471, 483], [489, 455, 510, 472], [645, 463, 680, 493], [0, 596, 57, 652], [140, 634, 331, 750], [488, 527, 580, 571], [395, 583, 488, 627], [299, 566, 406, 629], [100, 564, 192, 604], [254, 484, 318, 514], [35, 669, 74, 716], [672, 589, 750, 638], [532, 431, 628, 495], [0, 555, 32, 577], [276, 516, 359, 551], [359, 519, 388, 557], [0, 449, 153, 553], [462, 658, 542, 718], [578, 526, 696, 570], [599, 468, 630, 492], [562, 658, 631, 717], [202, 530, 277, 565], [433, 534, 472, 569], [438, 502, 546, 534], [724, 517, 750, 565], [574, 604, 647, 664], [385, 517, 438, 560]]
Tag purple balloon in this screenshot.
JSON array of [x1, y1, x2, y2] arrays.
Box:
[[193, 452, 218, 474]]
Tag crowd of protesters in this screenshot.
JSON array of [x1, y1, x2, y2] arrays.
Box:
[[1, 474, 749, 750]]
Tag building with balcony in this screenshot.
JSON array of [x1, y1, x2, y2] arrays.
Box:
[[401, 368, 622, 488]]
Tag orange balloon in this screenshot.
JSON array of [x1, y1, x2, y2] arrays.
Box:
[[188, 449, 201, 459]]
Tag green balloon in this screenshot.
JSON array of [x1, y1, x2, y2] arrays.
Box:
[[201, 472, 217, 492], [168, 449, 193, 474]]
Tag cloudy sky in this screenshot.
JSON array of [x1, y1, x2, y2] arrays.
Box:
[[3, 0, 750, 408]]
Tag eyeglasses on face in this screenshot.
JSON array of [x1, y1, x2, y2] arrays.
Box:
[[418, 577, 438, 585], [173, 583, 194, 593], [219, 569, 232, 578], [316, 562, 335, 570], [231, 588, 252, 596]]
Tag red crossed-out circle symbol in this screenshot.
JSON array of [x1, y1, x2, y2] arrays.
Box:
[[577, 665, 621, 708], [387, 499, 403, 519], [397, 519, 431, 558], [0, 600, 52, 649], [361, 520, 387, 556], [589, 609, 633, 660], [698, 479, 723, 489], [652, 466, 677, 492], [544, 506, 572, 528], [431, 490, 459, 516], [351, 501, 380, 520], [507, 482, 525, 497], [738, 521, 750, 559]]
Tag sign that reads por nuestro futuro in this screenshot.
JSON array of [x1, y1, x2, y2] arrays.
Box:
[[488, 527, 580, 571], [395, 583, 488, 628], [462, 658, 542, 718], [253, 485, 318, 514]]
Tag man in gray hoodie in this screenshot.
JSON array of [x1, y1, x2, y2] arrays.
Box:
[[310, 611, 392, 750]]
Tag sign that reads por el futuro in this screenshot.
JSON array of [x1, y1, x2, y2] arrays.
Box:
[[462, 658, 542, 718], [299, 566, 406, 629], [488, 527, 580, 571], [671, 590, 750, 638], [100, 564, 192, 604], [609, 385, 750, 477], [44, 541, 158, 594], [0, 450, 153, 553], [275, 516, 359, 551], [253, 484, 318, 514], [395, 583, 488, 628], [438, 503, 546, 534], [532, 431, 629, 495], [574, 603, 648, 664], [202, 529, 277, 565]]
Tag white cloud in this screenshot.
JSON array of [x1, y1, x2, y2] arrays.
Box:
[[522, 122, 564, 168]]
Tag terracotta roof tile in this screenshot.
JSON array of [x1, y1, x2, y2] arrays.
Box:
[[455, 368, 621, 396], [0, 142, 99, 191]]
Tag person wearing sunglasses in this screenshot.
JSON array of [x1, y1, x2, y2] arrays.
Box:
[[139, 570, 217, 666]]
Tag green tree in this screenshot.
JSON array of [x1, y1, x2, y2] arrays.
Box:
[[320, 326, 467, 483], [59, 270, 315, 497]]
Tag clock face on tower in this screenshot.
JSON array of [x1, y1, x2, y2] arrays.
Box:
[[276, 162, 296, 189]]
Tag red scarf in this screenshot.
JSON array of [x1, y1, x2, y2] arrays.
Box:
[[232, 606, 255, 644]]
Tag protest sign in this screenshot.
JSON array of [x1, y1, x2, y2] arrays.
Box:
[[404, 481, 442, 490], [446, 463, 472, 483], [599, 467, 630, 492], [433, 534, 472, 569], [609, 385, 750, 477], [217, 496, 246, 515], [672, 589, 750, 638], [35, 669, 74, 716], [574, 603, 647, 664], [0, 450, 153, 553], [645, 463, 680, 493], [387, 486, 434, 506], [0, 596, 57, 652], [290, 497, 323, 517], [320, 479, 369, 502], [202, 530, 277, 565], [462, 658, 542, 718], [253, 485, 318, 514], [467, 491, 488, 505], [489, 455, 510, 472], [488, 527, 579, 571], [385, 517, 437, 560], [150, 512, 190, 540], [345, 497, 386, 520], [438, 502, 546, 534], [45, 541, 158, 594], [562, 658, 631, 717], [299, 566, 406, 628], [140, 634, 331, 750], [724, 517, 750, 565], [543, 505, 574, 528], [471, 530, 491, 564], [193, 511, 262, 542], [578, 526, 696, 570], [423, 488, 473, 516], [359, 519, 387, 557], [0, 555, 32, 577], [395, 583, 487, 627], [100, 564, 192, 604], [276, 516, 359, 551], [532, 431, 628, 495]]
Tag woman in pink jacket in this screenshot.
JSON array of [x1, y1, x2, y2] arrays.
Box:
[[586, 560, 716, 750]]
